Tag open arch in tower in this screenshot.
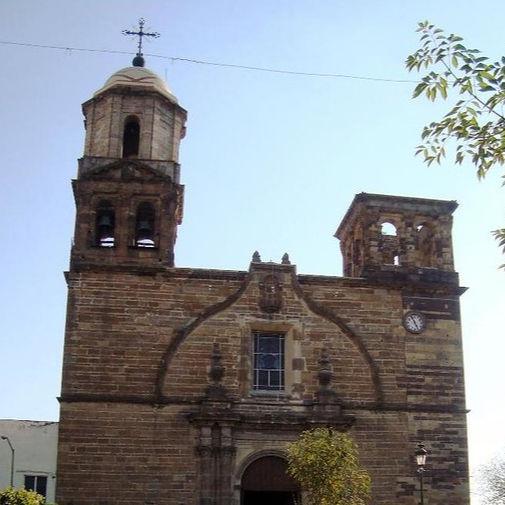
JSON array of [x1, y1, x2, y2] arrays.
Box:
[[122, 116, 140, 158]]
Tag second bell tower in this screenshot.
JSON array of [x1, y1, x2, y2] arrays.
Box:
[[71, 61, 187, 269]]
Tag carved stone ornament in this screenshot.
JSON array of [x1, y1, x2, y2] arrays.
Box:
[[209, 342, 224, 383], [204, 343, 227, 401], [316, 347, 340, 407], [318, 348, 333, 389], [258, 274, 283, 313], [120, 163, 136, 180]]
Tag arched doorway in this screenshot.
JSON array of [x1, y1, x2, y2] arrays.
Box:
[[241, 455, 300, 505]]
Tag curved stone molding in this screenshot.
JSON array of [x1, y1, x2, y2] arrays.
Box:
[[289, 271, 384, 405], [155, 275, 250, 400], [156, 267, 383, 405], [234, 449, 288, 484]]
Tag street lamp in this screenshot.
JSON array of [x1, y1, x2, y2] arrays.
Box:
[[1, 436, 15, 487], [415, 442, 428, 505]]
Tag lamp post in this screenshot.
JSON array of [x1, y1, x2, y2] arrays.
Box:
[[415, 442, 428, 505], [1, 436, 15, 487]]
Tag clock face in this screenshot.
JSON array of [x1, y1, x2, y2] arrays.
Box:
[[403, 311, 426, 334]]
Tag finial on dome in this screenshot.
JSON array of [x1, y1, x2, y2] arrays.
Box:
[[122, 18, 159, 68], [132, 55, 145, 67]]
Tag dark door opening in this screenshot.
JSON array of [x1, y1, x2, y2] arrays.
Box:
[[242, 490, 298, 505], [241, 456, 300, 505]]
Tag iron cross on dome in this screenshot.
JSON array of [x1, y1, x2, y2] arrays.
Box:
[[122, 18, 160, 67]]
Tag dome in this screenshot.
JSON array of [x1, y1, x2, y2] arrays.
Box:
[[94, 66, 178, 103]]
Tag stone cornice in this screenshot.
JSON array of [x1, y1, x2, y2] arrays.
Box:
[[58, 394, 469, 414]]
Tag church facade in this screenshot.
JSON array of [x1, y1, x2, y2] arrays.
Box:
[[56, 60, 470, 505]]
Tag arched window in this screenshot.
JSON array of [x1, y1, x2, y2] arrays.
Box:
[[122, 117, 140, 158], [380, 222, 397, 236], [379, 221, 399, 265], [135, 202, 156, 247], [95, 200, 115, 247]]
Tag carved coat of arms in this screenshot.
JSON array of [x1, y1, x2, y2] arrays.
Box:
[[258, 274, 283, 313]]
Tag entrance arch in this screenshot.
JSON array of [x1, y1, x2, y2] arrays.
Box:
[[241, 455, 300, 505]]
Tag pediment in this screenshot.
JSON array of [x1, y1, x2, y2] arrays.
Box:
[[81, 159, 170, 182], [157, 262, 383, 406]]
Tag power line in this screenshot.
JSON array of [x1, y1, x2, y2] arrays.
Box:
[[0, 39, 418, 84]]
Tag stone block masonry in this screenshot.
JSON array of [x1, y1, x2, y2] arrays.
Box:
[[57, 62, 469, 505]]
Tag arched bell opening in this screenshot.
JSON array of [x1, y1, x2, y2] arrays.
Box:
[[95, 200, 115, 247], [241, 455, 299, 505], [379, 221, 400, 266], [122, 116, 140, 158], [380, 221, 397, 236], [416, 222, 436, 267], [135, 202, 156, 248]]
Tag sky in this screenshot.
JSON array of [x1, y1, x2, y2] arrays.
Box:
[[0, 1, 504, 503]]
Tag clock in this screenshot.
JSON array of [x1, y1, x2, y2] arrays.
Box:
[[403, 311, 426, 334]]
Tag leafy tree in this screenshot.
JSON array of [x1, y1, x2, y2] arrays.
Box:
[[405, 21, 505, 263], [0, 488, 46, 505], [286, 428, 371, 505], [479, 454, 505, 505]]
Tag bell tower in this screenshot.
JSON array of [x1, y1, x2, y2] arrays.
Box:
[[70, 57, 187, 269], [335, 193, 459, 284]]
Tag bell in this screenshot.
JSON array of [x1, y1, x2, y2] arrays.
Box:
[[136, 219, 153, 241], [97, 213, 114, 240], [97, 214, 112, 228]]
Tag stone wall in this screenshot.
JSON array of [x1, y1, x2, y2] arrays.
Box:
[[57, 259, 469, 505]]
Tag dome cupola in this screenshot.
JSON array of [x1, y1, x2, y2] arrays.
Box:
[[81, 64, 186, 163], [94, 66, 178, 104]]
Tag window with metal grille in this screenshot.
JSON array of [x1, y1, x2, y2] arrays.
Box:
[[253, 332, 284, 391], [24, 475, 47, 497]]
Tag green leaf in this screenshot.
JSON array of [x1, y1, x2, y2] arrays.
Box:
[[412, 82, 428, 98], [479, 70, 495, 80], [408, 21, 505, 268]]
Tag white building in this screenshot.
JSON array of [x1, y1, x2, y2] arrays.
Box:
[[0, 420, 58, 503]]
